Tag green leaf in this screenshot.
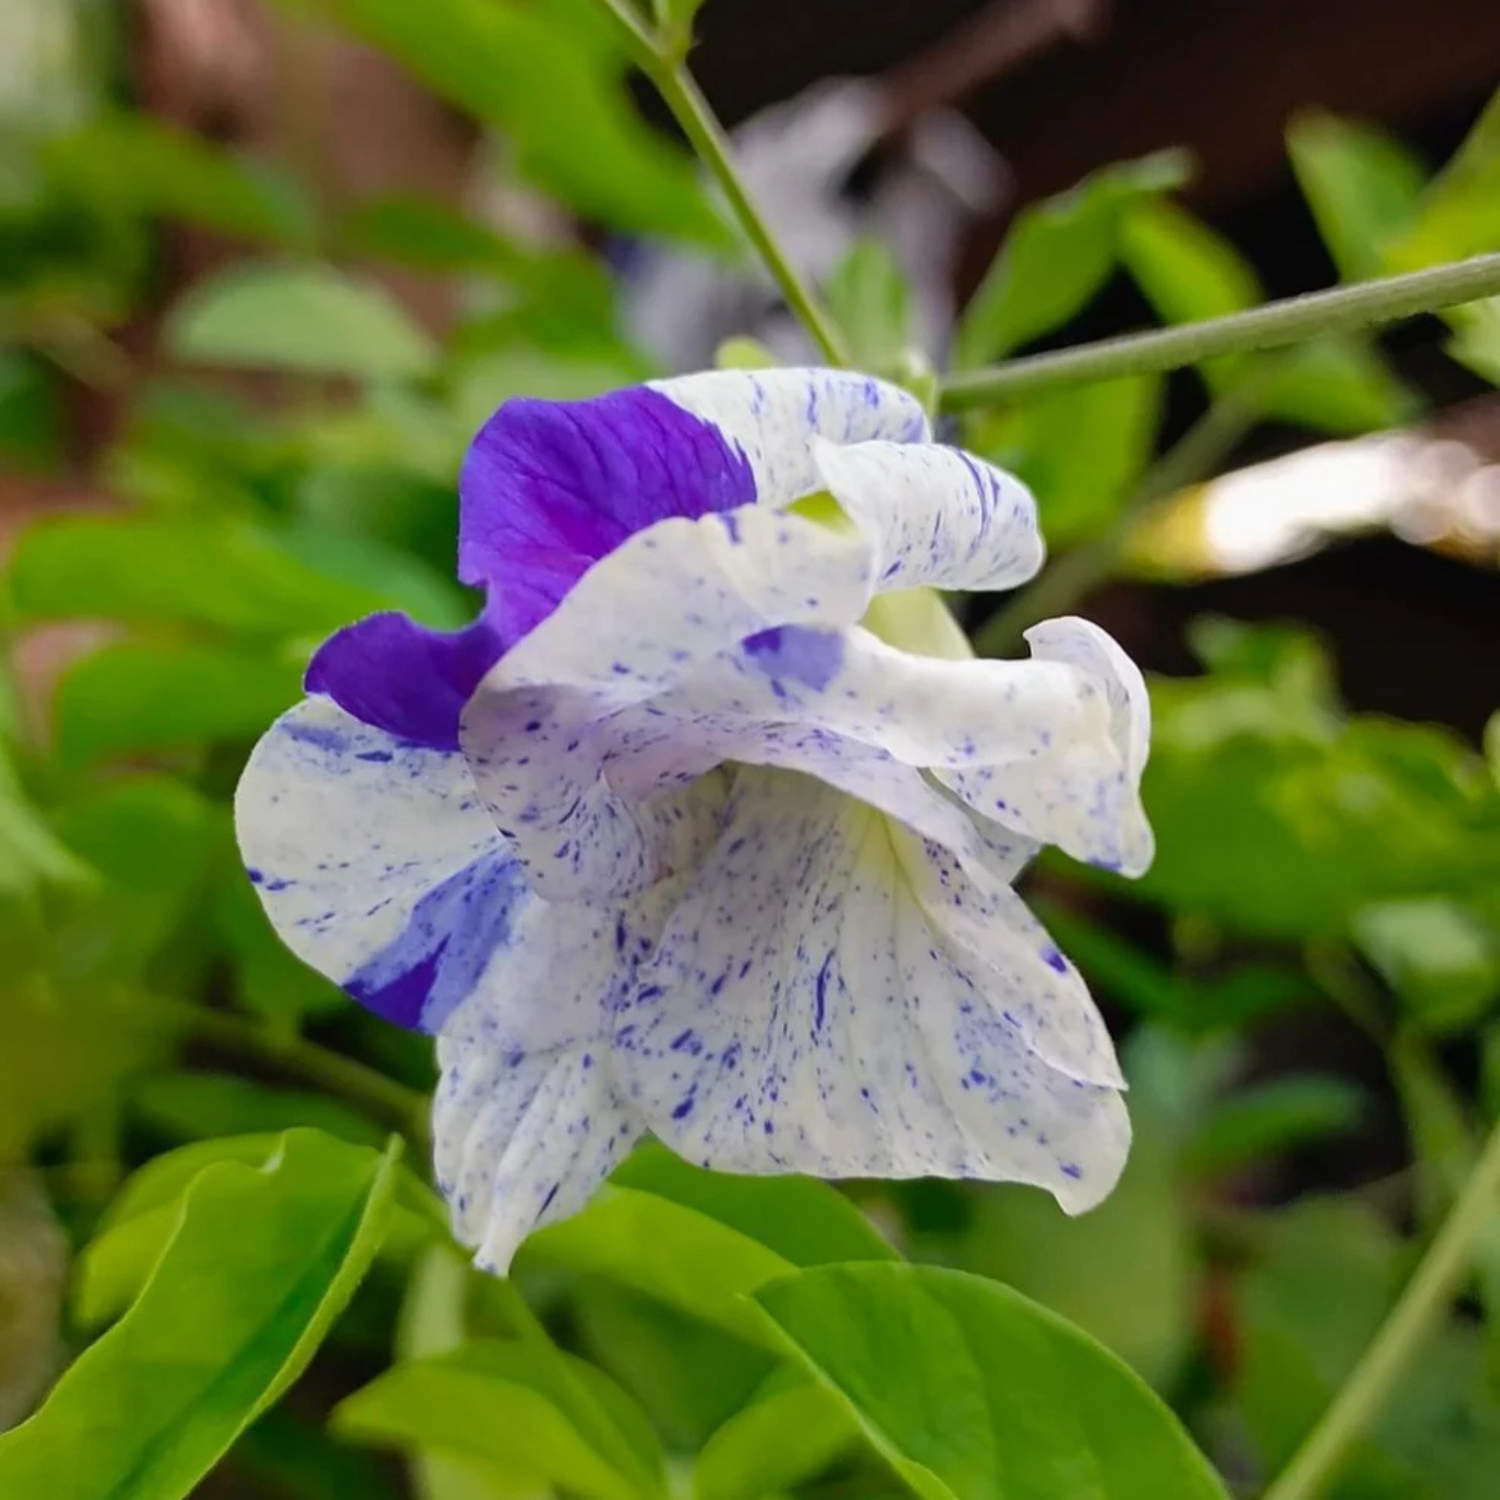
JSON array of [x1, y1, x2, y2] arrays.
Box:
[[52, 641, 302, 766], [570, 1281, 775, 1453], [825, 238, 914, 371], [10, 514, 448, 635], [0, 1130, 401, 1499], [0, 743, 94, 899], [1185, 1075, 1367, 1177], [1387, 88, 1500, 271], [1257, 337, 1417, 435], [166, 262, 439, 380], [753, 1263, 1229, 1500], [1354, 898, 1500, 1033], [693, 1377, 859, 1500], [335, 1341, 666, 1500], [1286, 110, 1426, 281], [611, 1143, 898, 1266], [955, 150, 1191, 368], [1121, 199, 1257, 324], [281, 0, 723, 243], [526, 1152, 893, 1345], [968, 373, 1162, 547], [46, 114, 317, 248], [1234, 1197, 1500, 1496]]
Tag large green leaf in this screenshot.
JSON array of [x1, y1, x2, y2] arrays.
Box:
[[754, 1263, 1229, 1500], [955, 150, 1190, 368], [335, 1341, 666, 1500], [280, 0, 723, 243], [10, 514, 456, 635], [525, 1152, 894, 1345], [166, 262, 439, 380], [46, 114, 317, 248], [0, 1130, 402, 1499], [692, 1376, 859, 1500], [51, 641, 303, 766]]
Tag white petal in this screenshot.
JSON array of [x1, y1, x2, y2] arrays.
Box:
[[652, 368, 931, 508], [813, 438, 1044, 593], [460, 504, 873, 900], [433, 879, 683, 1271], [612, 771, 1129, 1213], [234, 696, 511, 1030]]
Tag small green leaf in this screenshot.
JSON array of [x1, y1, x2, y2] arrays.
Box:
[[52, 641, 303, 766], [754, 1263, 1229, 1500], [0, 1130, 402, 1499], [46, 114, 317, 248], [335, 1341, 666, 1500], [693, 1377, 859, 1500], [132, 1071, 387, 1150], [0, 744, 94, 899], [166, 262, 439, 380], [825, 238, 914, 372], [956, 150, 1191, 368], [1286, 110, 1426, 281], [969, 373, 1162, 547]]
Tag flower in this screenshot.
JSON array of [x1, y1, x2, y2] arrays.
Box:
[[237, 368, 1153, 1271]]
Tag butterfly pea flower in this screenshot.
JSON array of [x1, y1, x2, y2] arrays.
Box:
[[236, 369, 1153, 1271]]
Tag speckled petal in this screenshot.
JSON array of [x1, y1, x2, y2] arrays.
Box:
[[646, 624, 1144, 873], [234, 696, 516, 1033], [458, 505, 873, 899], [812, 438, 1044, 593], [433, 882, 680, 1271], [613, 770, 1130, 1213], [652, 368, 931, 508]]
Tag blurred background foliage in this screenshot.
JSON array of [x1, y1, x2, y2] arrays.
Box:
[[0, 0, 1497, 1496]]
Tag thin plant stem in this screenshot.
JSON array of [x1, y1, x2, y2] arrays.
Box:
[[162, 999, 431, 1148], [1261, 1109, 1500, 1500], [973, 384, 1263, 655], [941, 253, 1500, 410], [591, 0, 849, 365]]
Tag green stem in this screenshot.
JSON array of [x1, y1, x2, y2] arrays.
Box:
[[591, 0, 849, 365], [941, 253, 1500, 410], [1262, 1109, 1500, 1500], [973, 384, 1262, 655], [167, 1001, 430, 1147]]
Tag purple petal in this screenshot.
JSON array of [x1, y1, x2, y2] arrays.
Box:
[[305, 609, 507, 752], [459, 386, 756, 641]]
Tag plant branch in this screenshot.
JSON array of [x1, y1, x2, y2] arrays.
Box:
[[973, 383, 1262, 655], [941, 253, 1500, 410], [591, 0, 849, 364], [166, 1000, 431, 1148], [1262, 1107, 1500, 1500]]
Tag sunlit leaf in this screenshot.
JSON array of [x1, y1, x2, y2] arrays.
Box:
[[0, 1130, 402, 1499], [754, 1263, 1229, 1500]]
